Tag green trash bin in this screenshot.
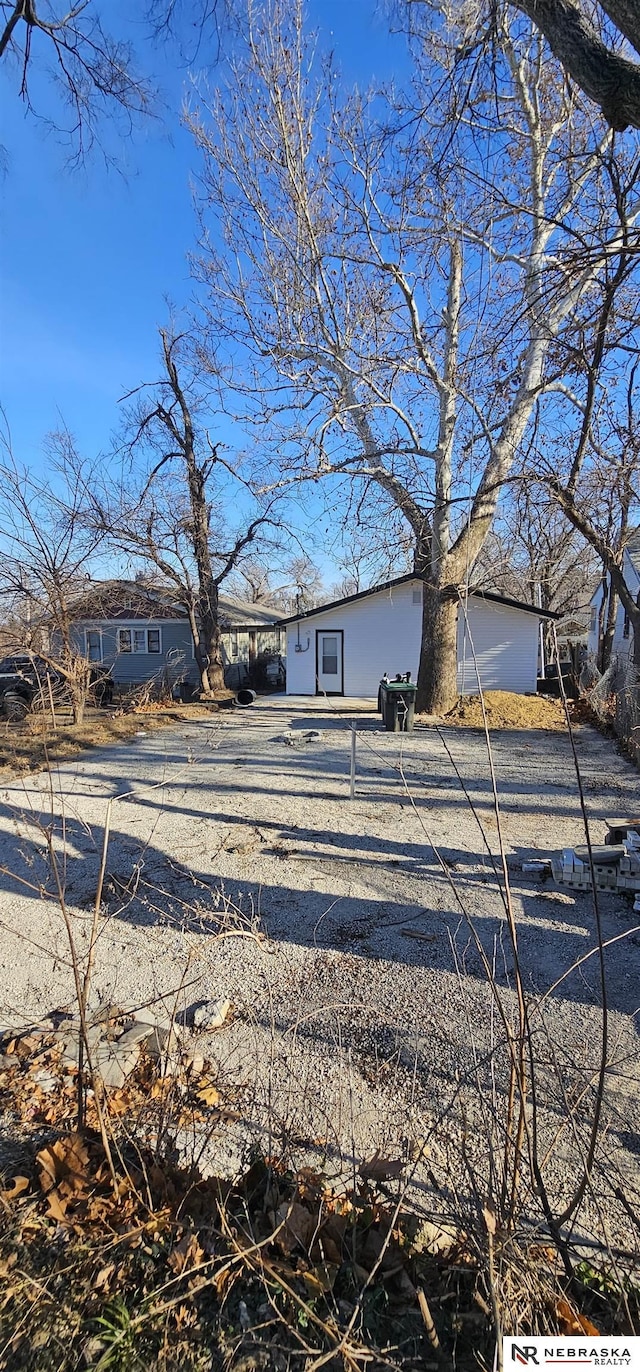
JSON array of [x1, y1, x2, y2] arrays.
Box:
[[381, 678, 417, 732]]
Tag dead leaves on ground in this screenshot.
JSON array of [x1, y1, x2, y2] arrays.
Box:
[[0, 1020, 234, 1141]]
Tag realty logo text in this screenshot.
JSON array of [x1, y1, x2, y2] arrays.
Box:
[[503, 1338, 640, 1369]]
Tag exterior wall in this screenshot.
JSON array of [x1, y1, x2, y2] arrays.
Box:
[[286, 580, 541, 698], [72, 619, 198, 688], [221, 625, 284, 668], [457, 598, 539, 694], [588, 551, 640, 664], [72, 618, 286, 691], [286, 581, 421, 697]]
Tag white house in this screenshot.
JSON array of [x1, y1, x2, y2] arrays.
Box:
[[587, 532, 640, 663], [283, 575, 555, 698]]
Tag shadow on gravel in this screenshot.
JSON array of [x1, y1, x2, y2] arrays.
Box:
[[0, 801, 636, 1018]]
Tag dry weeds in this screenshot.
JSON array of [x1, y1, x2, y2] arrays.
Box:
[[0, 704, 219, 779]]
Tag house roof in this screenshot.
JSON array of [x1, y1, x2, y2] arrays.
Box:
[[279, 574, 559, 625], [71, 579, 285, 630]]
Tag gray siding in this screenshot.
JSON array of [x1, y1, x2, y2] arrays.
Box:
[[72, 618, 285, 690], [73, 619, 197, 688]]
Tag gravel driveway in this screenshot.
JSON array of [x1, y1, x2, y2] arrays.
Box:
[[1, 696, 638, 1250]]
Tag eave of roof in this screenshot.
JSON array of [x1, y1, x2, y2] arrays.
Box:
[[278, 574, 560, 624]]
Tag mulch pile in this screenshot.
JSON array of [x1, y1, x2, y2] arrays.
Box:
[[442, 691, 568, 731]]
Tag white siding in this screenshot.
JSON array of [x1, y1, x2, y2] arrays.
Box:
[[457, 599, 538, 695], [286, 580, 542, 698], [286, 583, 420, 696], [589, 549, 640, 663]]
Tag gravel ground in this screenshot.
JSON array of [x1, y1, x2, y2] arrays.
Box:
[[0, 695, 638, 1253]]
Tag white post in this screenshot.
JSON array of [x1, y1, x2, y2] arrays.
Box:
[[350, 723, 356, 799]]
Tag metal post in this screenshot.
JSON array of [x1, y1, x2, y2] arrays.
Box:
[[350, 723, 356, 799]]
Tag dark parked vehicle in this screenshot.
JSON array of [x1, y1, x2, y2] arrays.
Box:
[[0, 654, 113, 720]]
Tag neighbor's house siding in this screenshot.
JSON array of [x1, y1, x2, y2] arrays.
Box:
[[222, 625, 285, 689], [588, 550, 640, 663], [286, 579, 540, 697], [72, 619, 195, 687], [72, 618, 285, 689]]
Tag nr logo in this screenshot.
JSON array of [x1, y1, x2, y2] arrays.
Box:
[[512, 1349, 539, 1366]]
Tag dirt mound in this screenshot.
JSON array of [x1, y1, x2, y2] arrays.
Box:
[[442, 690, 567, 731]]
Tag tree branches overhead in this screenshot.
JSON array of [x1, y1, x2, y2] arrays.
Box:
[[509, 0, 640, 130], [0, 0, 225, 162]]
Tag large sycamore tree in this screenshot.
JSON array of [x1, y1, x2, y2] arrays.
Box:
[[188, 0, 634, 712]]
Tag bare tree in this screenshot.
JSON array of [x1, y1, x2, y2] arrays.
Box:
[[509, 0, 640, 131], [0, 0, 224, 162], [227, 552, 326, 612], [92, 330, 276, 695], [544, 361, 640, 671], [0, 421, 105, 724], [474, 484, 598, 621], [188, 0, 633, 712], [409, 0, 640, 132]]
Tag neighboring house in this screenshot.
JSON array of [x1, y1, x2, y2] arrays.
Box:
[[282, 575, 556, 698], [69, 580, 285, 691], [587, 532, 640, 665]]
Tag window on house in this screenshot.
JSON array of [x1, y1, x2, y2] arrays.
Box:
[[85, 630, 102, 662], [322, 636, 339, 674], [117, 626, 162, 654], [230, 629, 239, 661], [589, 607, 597, 633], [623, 610, 631, 639], [412, 588, 422, 604]]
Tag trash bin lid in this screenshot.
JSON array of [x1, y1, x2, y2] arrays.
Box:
[[384, 681, 417, 692]]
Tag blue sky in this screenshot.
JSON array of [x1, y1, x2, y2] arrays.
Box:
[[0, 1, 407, 483]]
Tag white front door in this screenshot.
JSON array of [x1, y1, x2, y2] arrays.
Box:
[[316, 630, 343, 695]]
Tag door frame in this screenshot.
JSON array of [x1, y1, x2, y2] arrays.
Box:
[[315, 628, 344, 696]]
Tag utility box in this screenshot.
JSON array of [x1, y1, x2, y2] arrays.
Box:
[[379, 677, 417, 733]]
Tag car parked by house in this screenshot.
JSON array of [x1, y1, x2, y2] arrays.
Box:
[[0, 654, 113, 720]]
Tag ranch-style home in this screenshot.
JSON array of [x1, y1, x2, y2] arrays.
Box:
[[282, 575, 556, 698], [69, 580, 285, 692]]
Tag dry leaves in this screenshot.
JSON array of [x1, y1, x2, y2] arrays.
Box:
[[359, 1152, 405, 1185], [167, 1232, 205, 1276], [556, 1297, 600, 1337], [0, 1175, 30, 1203]]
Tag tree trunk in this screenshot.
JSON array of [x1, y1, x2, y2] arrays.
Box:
[[512, 0, 640, 130], [198, 590, 226, 695], [416, 584, 459, 715], [187, 599, 225, 694], [632, 607, 640, 673], [600, 583, 618, 673]]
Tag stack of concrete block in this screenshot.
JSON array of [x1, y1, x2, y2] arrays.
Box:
[[549, 835, 640, 893], [616, 831, 640, 890]]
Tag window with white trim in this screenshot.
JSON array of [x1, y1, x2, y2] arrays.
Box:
[[116, 626, 162, 654]]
